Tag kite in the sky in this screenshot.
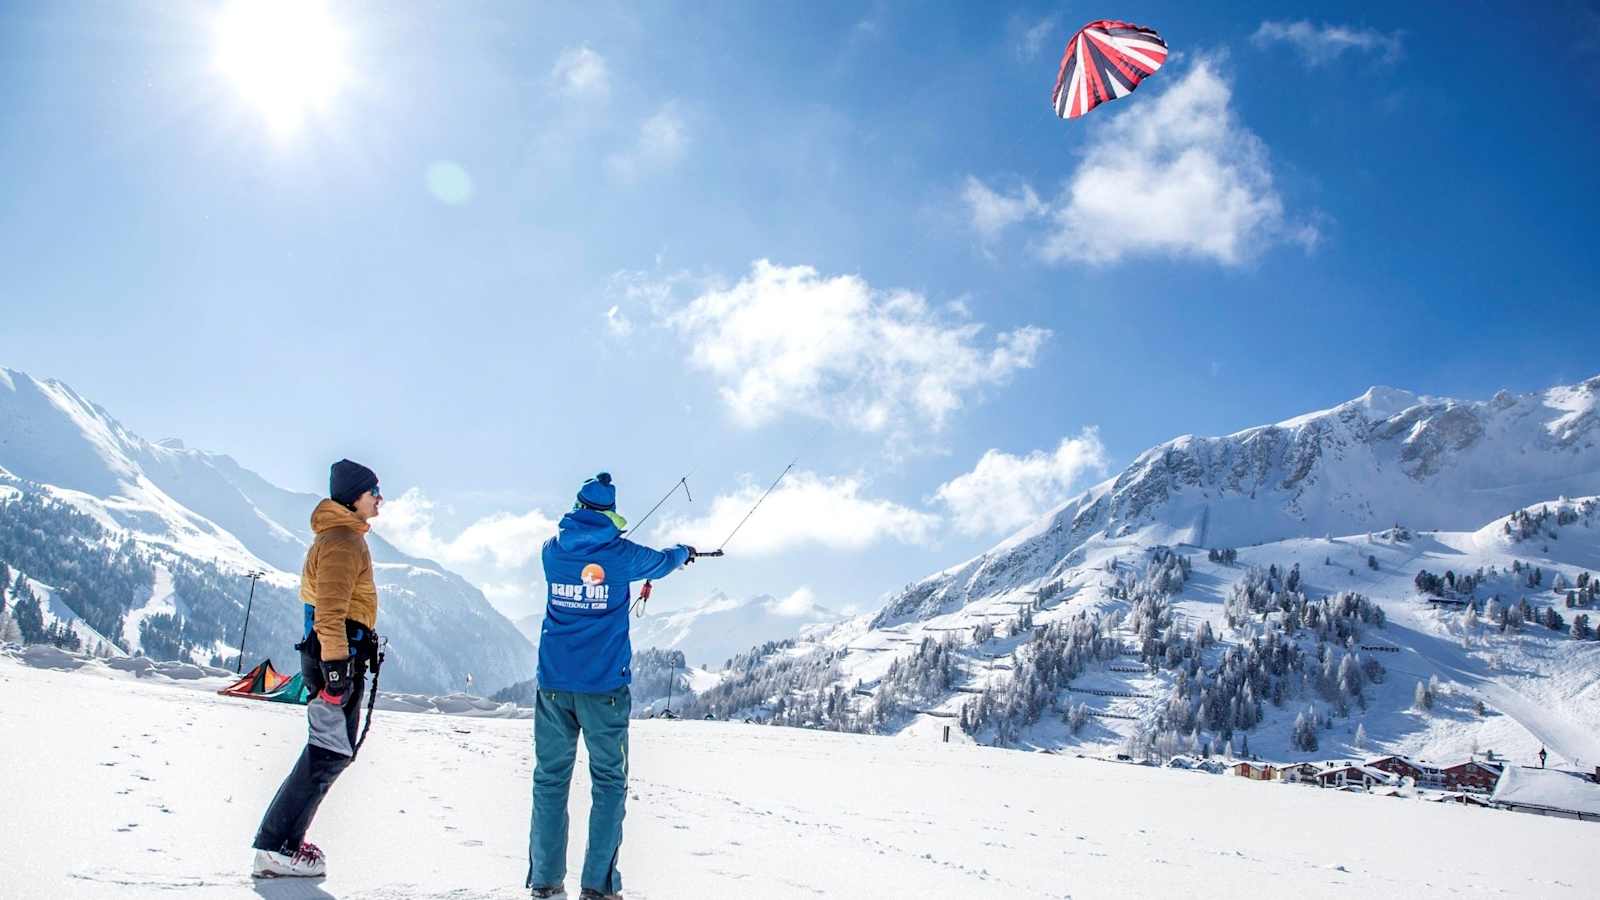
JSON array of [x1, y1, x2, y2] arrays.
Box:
[[1051, 20, 1168, 120]]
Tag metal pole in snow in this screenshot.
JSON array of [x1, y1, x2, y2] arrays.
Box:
[[237, 570, 263, 673], [666, 656, 676, 715]]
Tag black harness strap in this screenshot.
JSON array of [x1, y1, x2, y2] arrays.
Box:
[[352, 639, 384, 758]]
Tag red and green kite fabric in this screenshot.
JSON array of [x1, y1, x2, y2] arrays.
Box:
[[218, 658, 309, 705], [1052, 20, 1168, 120]]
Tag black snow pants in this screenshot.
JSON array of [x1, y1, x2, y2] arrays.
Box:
[[252, 629, 369, 854]]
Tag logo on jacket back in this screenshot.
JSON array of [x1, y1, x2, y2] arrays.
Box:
[[551, 562, 611, 610]]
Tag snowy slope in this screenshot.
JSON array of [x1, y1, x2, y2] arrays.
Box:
[[792, 506, 1600, 770], [1, 648, 1592, 900], [0, 366, 535, 694], [699, 377, 1600, 769], [2, 568, 127, 656]]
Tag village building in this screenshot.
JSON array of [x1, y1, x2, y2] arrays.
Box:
[[1276, 762, 1322, 784], [1367, 755, 1444, 787], [1231, 761, 1276, 781], [1429, 792, 1494, 808], [1442, 760, 1503, 792], [1490, 767, 1600, 822], [1315, 764, 1398, 790]]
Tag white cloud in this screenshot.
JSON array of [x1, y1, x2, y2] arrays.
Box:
[[933, 429, 1109, 535], [1252, 21, 1403, 67], [650, 470, 939, 556], [962, 176, 1045, 242], [551, 44, 610, 100], [376, 488, 557, 572], [374, 488, 561, 616], [1038, 59, 1312, 266], [607, 101, 689, 182], [604, 304, 633, 337], [664, 260, 1050, 434], [769, 586, 822, 617], [1017, 15, 1060, 61]]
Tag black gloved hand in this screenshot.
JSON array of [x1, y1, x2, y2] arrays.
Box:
[[320, 656, 354, 701], [680, 545, 698, 565]]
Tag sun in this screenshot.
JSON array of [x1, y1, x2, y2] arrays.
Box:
[[212, 0, 349, 138]]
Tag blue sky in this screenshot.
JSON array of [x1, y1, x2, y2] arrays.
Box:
[[3, 2, 1598, 620]]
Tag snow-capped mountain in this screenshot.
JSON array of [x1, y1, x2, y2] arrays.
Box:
[[515, 612, 542, 647], [630, 590, 844, 669], [876, 376, 1600, 626], [0, 367, 536, 695], [691, 376, 1600, 768]]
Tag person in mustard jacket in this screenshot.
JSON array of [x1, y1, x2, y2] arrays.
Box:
[[251, 459, 383, 879]]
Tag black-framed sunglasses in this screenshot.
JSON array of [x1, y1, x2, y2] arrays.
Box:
[[369, 486, 382, 500]]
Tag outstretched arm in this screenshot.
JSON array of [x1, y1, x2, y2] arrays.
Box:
[[620, 540, 691, 581]]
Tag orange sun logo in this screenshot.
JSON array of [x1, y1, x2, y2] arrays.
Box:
[[580, 563, 606, 586]]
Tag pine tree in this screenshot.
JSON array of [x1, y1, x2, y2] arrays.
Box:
[[1413, 681, 1432, 711], [1355, 722, 1368, 750], [1573, 614, 1593, 640], [10, 583, 45, 643], [0, 606, 20, 644]]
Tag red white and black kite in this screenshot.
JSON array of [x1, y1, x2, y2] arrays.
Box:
[[1052, 20, 1169, 120]]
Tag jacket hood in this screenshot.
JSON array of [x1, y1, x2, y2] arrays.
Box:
[[556, 508, 622, 554], [311, 498, 371, 535]]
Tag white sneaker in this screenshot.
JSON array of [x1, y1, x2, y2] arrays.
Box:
[[252, 841, 327, 878]]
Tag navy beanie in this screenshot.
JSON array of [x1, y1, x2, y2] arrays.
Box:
[[576, 472, 616, 511], [330, 459, 379, 508]]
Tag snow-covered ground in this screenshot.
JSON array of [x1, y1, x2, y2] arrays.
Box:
[[1, 647, 1592, 899]]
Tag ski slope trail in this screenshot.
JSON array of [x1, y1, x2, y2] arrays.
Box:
[[1381, 617, 1600, 769], [1, 651, 1593, 899]]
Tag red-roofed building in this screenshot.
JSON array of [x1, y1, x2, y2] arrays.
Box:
[[1368, 755, 1443, 786], [1442, 760, 1502, 792]]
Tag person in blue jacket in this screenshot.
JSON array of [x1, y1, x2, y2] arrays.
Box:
[[527, 472, 694, 900]]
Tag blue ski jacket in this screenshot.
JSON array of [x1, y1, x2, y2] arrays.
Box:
[[537, 509, 690, 693]]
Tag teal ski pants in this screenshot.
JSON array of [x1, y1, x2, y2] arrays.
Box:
[[527, 685, 631, 894]]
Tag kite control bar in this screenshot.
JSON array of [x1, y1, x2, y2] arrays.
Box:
[[630, 460, 793, 616]]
